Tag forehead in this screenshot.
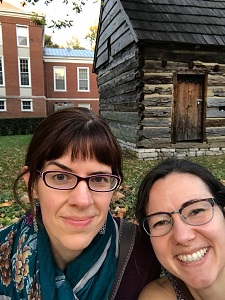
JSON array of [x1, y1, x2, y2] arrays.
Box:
[[147, 172, 211, 213]]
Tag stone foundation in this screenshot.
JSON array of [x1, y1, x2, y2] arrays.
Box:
[[118, 139, 225, 160]]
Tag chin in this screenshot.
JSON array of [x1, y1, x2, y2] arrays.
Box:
[[187, 277, 215, 290]]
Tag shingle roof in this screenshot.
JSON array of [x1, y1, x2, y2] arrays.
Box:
[[120, 0, 225, 46], [43, 48, 94, 58]]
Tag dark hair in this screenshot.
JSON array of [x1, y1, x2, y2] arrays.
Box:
[[135, 158, 225, 224], [14, 107, 123, 210]]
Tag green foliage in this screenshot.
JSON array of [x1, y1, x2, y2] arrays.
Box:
[[31, 12, 46, 26], [44, 34, 60, 48], [66, 36, 86, 49], [0, 118, 44, 136], [85, 24, 98, 50], [22, 0, 100, 30]]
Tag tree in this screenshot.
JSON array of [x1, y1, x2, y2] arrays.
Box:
[[44, 34, 60, 48], [20, 0, 100, 30], [66, 36, 85, 50], [85, 24, 98, 50]]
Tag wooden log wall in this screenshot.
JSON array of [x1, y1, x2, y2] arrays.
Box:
[[97, 42, 142, 142], [137, 44, 225, 148]]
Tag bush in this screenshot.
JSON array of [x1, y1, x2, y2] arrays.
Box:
[[0, 118, 44, 135]]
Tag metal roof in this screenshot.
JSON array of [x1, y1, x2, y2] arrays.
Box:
[[120, 0, 225, 46], [43, 48, 94, 58]]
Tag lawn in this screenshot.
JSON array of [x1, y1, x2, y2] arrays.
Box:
[[1, 135, 225, 226]]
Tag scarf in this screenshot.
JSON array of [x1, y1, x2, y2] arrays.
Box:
[[0, 209, 118, 299]]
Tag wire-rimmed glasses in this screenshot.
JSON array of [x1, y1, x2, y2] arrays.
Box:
[[143, 198, 215, 237], [37, 170, 121, 192]]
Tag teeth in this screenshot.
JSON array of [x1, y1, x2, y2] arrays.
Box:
[[177, 247, 208, 263]]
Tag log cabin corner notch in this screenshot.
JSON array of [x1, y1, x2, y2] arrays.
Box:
[[93, 0, 225, 159]]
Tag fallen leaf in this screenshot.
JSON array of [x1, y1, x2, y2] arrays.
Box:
[[112, 191, 125, 202], [0, 200, 12, 207], [11, 217, 19, 223], [120, 185, 132, 191], [113, 206, 127, 218]]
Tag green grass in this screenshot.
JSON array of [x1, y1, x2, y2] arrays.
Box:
[[1, 135, 225, 226]]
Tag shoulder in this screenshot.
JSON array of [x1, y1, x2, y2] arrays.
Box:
[[113, 218, 161, 300], [114, 217, 161, 271], [139, 276, 176, 300]]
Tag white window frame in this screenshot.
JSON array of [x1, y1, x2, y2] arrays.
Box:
[[21, 99, 33, 111], [0, 56, 5, 86], [77, 67, 89, 92], [0, 99, 6, 111], [19, 57, 31, 87], [0, 24, 2, 45], [54, 66, 66, 91], [16, 25, 29, 47]]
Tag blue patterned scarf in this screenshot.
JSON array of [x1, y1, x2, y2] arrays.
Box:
[[0, 210, 118, 299]]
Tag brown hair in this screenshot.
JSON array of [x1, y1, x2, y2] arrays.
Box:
[[14, 107, 123, 210], [136, 158, 225, 225]]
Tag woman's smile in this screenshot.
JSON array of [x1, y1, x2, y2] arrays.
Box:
[[177, 247, 208, 263]]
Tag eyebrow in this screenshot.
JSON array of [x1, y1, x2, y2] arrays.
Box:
[[45, 161, 72, 172], [148, 198, 212, 216], [44, 161, 112, 175]]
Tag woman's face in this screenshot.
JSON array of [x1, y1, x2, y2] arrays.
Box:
[[146, 172, 225, 290], [25, 152, 114, 268]]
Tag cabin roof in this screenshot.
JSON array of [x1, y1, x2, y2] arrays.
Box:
[[120, 0, 225, 46]]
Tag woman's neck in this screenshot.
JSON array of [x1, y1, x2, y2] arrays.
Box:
[[50, 241, 82, 271]]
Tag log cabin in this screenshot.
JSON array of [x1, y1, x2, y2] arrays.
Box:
[[93, 0, 225, 159]]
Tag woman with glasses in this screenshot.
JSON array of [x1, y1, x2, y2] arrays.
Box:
[[0, 107, 160, 299], [136, 158, 225, 300]]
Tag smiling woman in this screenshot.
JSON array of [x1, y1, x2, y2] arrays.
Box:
[[136, 158, 225, 300], [0, 107, 160, 299]]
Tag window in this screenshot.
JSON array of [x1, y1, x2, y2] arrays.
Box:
[[16, 25, 29, 46], [0, 56, 4, 85], [54, 67, 66, 91], [78, 103, 91, 110], [21, 99, 33, 111], [0, 99, 6, 111], [19, 58, 30, 86], [0, 24, 2, 45], [78, 67, 89, 91]]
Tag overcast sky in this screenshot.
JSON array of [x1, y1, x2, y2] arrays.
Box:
[[7, 0, 100, 48]]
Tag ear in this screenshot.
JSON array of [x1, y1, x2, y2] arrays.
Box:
[[22, 166, 39, 199], [22, 166, 29, 187]]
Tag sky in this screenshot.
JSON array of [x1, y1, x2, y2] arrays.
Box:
[[6, 0, 101, 49]]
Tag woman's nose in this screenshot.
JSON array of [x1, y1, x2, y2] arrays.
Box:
[[170, 214, 196, 245], [67, 180, 94, 207]]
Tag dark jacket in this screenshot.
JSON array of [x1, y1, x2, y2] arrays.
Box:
[[113, 218, 161, 300]]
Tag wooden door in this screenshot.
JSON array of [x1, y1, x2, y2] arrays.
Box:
[[175, 74, 204, 142]]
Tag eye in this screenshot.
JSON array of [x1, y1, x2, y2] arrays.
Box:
[[91, 176, 109, 184], [148, 214, 171, 229], [152, 219, 171, 228], [53, 173, 68, 182], [187, 208, 206, 217]]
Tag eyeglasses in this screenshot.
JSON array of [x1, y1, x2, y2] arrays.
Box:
[[37, 170, 121, 192], [143, 198, 215, 237]]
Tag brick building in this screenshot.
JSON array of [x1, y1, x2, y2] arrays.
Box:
[[0, 1, 99, 118], [0, 1, 46, 118], [44, 48, 99, 115]]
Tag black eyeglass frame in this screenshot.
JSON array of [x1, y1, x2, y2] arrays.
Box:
[[142, 197, 215, 237], [36, 170, 121, 192]]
